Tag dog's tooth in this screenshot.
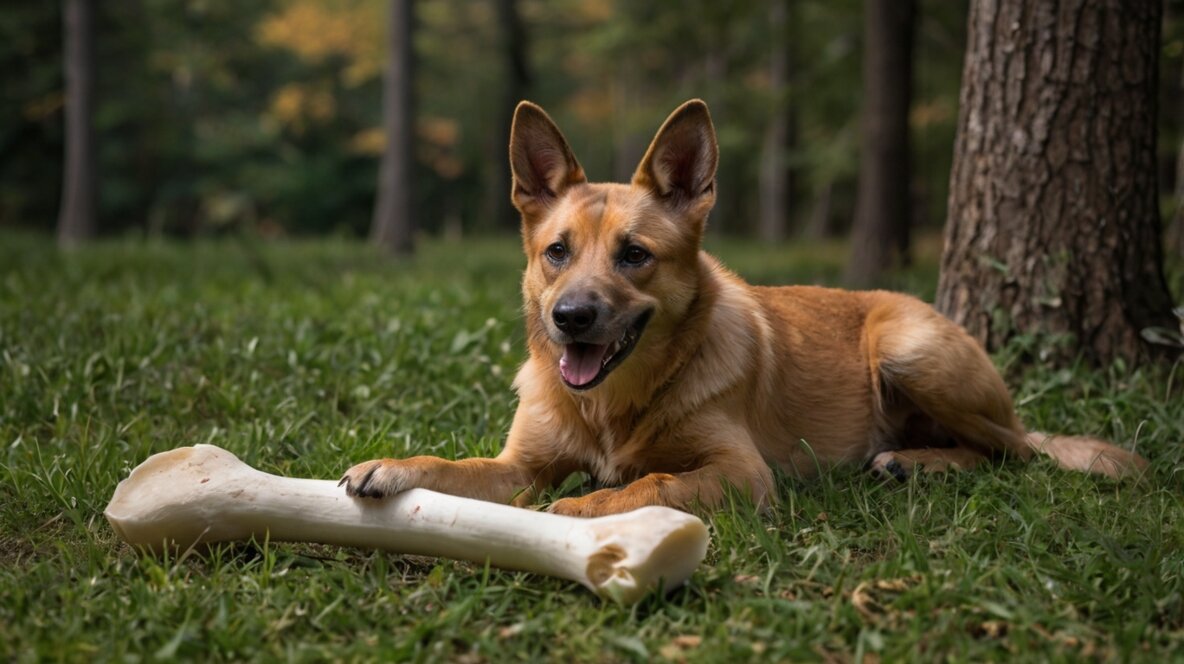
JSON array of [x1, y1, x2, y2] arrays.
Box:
[[603, 341, 620, 366]]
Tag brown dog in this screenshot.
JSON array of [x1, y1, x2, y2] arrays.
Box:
[[340, 100, 1148, 517]]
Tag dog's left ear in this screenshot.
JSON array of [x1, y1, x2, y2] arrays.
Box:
[[632, 99, 718, 213]]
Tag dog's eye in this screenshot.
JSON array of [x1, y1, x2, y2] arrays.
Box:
[[621, 245, 651, 266], [545, 243, 568, 263]]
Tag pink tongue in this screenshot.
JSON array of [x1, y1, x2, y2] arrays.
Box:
[[560, 343, 609, 386]]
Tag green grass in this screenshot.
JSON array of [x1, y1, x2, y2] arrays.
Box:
[[1, 232, 1182, 661]]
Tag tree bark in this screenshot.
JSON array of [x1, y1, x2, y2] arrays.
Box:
[[936, 0, 1178, 365], [1169, 21, 1184, 261], [370, 0, 416, 255], [758, 0, 792, 243], [845, 0, 915, 286], [57, 0, 96, 248]]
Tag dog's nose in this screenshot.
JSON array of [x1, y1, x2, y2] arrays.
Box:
[[552, 298, 598, 336]]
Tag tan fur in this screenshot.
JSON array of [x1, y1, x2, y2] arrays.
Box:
[[339, 100, 1149, 516]]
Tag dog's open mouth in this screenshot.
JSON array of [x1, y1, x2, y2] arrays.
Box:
[[559, 310, 653, 390]]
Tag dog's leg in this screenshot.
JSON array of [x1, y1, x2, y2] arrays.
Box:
[[340, 404, 581, 504], [865, 297, 1033, 482], [339, 456, 552, 505], [869, 448, 988, 482], [548, 454, 775, 517]]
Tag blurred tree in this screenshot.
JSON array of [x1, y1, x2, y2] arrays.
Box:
[[57, 0, 95, 247], [845, 0, 915, 286], [936, 0, 1178, 365], [485, 0, 532, 232], [370, 0, 416, 254], [757, 0, 793, 243], [0, 3, 62, 227]]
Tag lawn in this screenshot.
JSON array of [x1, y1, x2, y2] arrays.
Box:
[[1, 232, 1182, 661]]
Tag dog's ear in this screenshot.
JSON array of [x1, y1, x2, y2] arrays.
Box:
[[632, 99, 718, 212], [509, 101, 586, 217]]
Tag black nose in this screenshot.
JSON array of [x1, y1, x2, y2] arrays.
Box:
[[552, 298, 598, 336]]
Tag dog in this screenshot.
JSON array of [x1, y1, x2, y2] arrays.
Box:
[[340, 99, 1148, 517]]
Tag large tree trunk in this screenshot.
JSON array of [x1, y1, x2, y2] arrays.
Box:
[[485, 0, 531, 232], [57, 0, 96, 248], [758, 0, 792, 243], [845, 0, 915, 286], [936, 0, 1177, 365], [370, 0, 416, 255]]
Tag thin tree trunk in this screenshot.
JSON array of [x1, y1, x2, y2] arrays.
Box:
[[485, 0, 531, 232], [845, 0, 915, 286], [936, 0, 1177, 365], [758, 0, 790, 243], [803, 180, 834, 239], [370, 0, 416, 255], [57, 0, 96, 248]]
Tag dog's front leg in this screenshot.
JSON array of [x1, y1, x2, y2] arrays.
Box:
[[340, 404, 579, 505], [340, 454, 553, 506], [548, 457, 774, 517]]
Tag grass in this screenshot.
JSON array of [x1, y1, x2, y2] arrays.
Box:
[[1, 231, 1182, 661]]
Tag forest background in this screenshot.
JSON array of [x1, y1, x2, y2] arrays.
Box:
[[7, 0, 1184, 260]]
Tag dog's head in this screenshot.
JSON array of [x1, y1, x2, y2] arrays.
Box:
[[509, 100, 719, 391]]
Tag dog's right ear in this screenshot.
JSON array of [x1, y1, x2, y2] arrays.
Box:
[[509, 102, 586, 218]]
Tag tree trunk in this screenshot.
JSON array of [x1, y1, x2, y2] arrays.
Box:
[[57, 0, 96, 248], [370, 0, 416, 255], [1171, 129, 1184, 259], [845, 0, 915, 286], [758, 0, 791, 243], [485, 0, 531, 232], [1169, 23, 1184, 261], [803, 180, 835, 239], [936, 0, 1177, 366]]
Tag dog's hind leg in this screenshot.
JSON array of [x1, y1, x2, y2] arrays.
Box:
[[869, 448, 988, 481], [863, 296, 1033, 480]]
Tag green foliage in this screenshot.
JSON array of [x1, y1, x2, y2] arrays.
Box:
[[1, 234, 1182, 660], [0, 0, 973, 238]]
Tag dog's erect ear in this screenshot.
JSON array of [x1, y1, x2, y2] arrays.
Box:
[[632, 100, 718, 210], [509, 101, 587, 216]]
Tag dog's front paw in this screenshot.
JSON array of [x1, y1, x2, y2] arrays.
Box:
[[548, 496, 594, 517], [548, 488, 638, 517], [339, 459, 417, 499]]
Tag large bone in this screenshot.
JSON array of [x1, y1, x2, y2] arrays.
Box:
[[104, 445, 709, 604]]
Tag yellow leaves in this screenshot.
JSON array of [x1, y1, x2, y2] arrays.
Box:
[[349, 127, 386, 155], [658, 635, 702, 661], [568, 88, 613, 125], [22, 92, 64, 121], [257, 0, 384, 86], [418, 117, 463, 179], [348, 117, 466, 179], [849, 574, 922, 627], [269, 83, 337, 133], [418, 117, 459, 148], [574, 0, 615, 22], [910, 99, 953, 129]]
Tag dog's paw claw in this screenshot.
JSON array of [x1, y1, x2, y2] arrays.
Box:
[[547, 497, 588, 517], [340, 460, 409, 499]]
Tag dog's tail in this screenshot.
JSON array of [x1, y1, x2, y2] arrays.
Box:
[[1023, 431, 1149, 479]]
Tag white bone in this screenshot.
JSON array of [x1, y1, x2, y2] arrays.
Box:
[[104, 445, 710, 604]]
